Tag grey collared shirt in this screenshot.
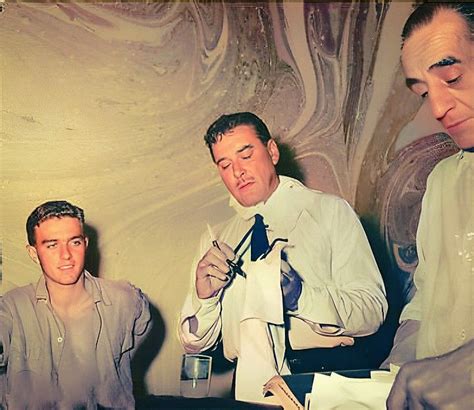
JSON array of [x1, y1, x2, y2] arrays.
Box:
[[0, 271, 151, 409]]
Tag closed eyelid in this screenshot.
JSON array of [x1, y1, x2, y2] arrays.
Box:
[[240, 147, 254, 157], [446, 75, 461, 83], [429, 59, 462, 80], [408, 82, 427, 97], [216, 158, 230, 166], [219, 161, 231, 169]]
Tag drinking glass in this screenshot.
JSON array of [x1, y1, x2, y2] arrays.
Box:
[[180, 354, 212, 398]]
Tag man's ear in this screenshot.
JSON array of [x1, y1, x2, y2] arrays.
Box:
[[267, 139, 280, 165], [84, 236, 89, 249], [26, 245, 40, 264]]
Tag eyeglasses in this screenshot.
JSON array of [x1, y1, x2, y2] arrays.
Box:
[[225, 224, 288, 280]]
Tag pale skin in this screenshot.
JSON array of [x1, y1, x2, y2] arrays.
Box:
[[401, 9, 474, 149], [387, 8, 474, 409], [195, 125, 280, 299], [27, 216, 93, 321]]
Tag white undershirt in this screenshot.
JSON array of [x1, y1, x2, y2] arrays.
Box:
[[57, 301, 99, 409]]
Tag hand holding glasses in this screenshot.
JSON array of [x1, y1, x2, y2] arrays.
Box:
[[207, 223, 288, 281]]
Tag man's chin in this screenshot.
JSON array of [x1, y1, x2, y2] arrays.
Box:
[[61, 275, 84, 286], [449, 122, 474, 149], [236, 196, 263, 208]]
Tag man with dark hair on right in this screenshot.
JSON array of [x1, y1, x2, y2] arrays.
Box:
[[384, 3, 473, 408]]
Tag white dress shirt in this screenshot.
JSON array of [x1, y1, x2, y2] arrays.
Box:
[[179, 176, 387, 401], [400, 151, 473, 359]]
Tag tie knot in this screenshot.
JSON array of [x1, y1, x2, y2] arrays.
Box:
[[254, 213, 264, 225]]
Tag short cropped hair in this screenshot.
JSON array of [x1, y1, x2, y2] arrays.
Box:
[[402, 2, 474, 47], [204, 112, 272, 162], [26, 200, 85, 245]]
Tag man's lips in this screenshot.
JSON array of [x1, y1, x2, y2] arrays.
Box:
[[238, 181, 254, 190], [58, 264, 74, 270], [445, 118, 469, 132]]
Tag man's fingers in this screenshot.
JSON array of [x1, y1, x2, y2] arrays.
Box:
[[387, 385, 407, 409], [207, 244, 234, 266], [406, 392, 425, 410], [206, 250, 231, 274], [207, 265, 231, 282], [197, 247, 231, 278], [215, 240, 235, 261], [387, 370, 409, 409]]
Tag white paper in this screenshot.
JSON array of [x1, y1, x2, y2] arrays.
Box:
[[308, 371, 397, 410]]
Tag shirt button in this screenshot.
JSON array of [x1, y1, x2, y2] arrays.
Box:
[[57, 337, 63, 343]]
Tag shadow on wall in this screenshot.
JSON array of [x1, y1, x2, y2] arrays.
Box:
[[132, 303, 166, 397], [275, 140, 306, 184], [84, 224, 101, 277], [83, 223, 166, 396], [359, 215, 401, 366]]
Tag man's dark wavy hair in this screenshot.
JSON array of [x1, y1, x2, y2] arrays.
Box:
[[26, 200, 84, 245], [204, 112, 272, 162], [402, 2, 473, 48]]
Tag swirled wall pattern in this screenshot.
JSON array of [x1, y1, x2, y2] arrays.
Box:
[[1, 1, 454, 395]]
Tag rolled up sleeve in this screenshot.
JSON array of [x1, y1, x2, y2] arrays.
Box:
[[178, 235, 222, 353], [132, 286, 151, 338], [290, 198, 387, 337]]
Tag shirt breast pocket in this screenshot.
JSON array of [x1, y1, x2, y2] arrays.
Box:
[[9, 345, 42, 371], [8, 345, 45, 394], [287, 209, 332, 284]]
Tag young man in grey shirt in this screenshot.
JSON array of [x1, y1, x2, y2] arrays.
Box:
[[0, 200, 151, 409]]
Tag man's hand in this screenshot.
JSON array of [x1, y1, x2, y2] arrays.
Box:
[[387, 339, 474, 410], [280, 259, 302, 311], [195, 241, 235, 299]]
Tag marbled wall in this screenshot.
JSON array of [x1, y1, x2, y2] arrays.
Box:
[[0, 0, 454, 396]]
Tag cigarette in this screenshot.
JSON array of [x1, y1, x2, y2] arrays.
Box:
[[207, 223, 220, 249]]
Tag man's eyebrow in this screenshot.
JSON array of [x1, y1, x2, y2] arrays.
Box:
[[405, 78, 419, 88], [41, 239, 57, 245], [215, 144, 254, 165], [236, 144, 253, 154], [405, 57, 462, 89], [429, 56, 461, 70], [40, 235, 84, 245]]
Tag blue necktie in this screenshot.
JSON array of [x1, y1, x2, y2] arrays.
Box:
[[250, 214, 269, 261]]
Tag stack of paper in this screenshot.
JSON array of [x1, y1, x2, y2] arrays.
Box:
[[305, 366, 399, 409]]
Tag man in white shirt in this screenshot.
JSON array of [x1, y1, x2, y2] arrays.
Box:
[[179, 112, 387, 402], [385, 3, 473, 409]]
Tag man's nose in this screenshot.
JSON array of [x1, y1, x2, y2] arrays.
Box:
[[429, 84, 455, 122], [233, 162, 245, 178], [60, 244, 72, 259]]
